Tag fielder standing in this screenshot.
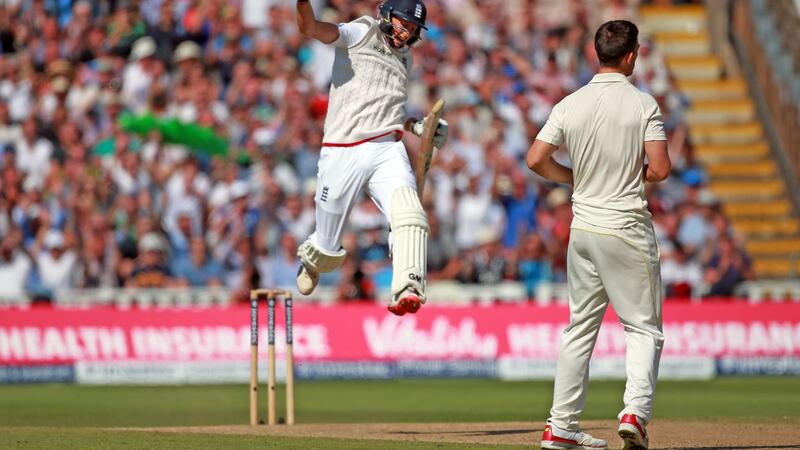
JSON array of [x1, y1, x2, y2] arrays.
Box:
[[294, 0, 447, 315], [526, 20, 670, 450]]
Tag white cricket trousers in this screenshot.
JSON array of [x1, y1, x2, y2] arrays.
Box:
[[309, 138, 416, 252], [549, 216, 664, 431]]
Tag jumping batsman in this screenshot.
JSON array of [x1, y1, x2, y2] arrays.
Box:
[[294, 0, 448, 315], [526, 21, 670, 450]]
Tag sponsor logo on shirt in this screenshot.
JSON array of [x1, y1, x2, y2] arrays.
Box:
[[372, 44, 408, 66], [373, 44, 393, 58]]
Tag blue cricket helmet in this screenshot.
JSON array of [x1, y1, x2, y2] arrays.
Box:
[[378, 0, 427, 48]]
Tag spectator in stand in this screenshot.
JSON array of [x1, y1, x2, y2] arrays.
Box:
[[661, 242, 702, 298], [499, 171, 538, 249], [35, 229, 78, 294], [455, 175, 506, 251], [337, 258, 375, 301], [538, 187, 573, 282], [277, 194, 314, 244], [223, 235, 256, 292], [517, 233, 554, 300], [458, 230, 510, 285], [0, 231, 31, 301], [174, 237, 224, 288], [125, 232, 173, 288], [76, 212, 117, 288], [164, 204, 200, 262], [426, 212, 460, 281], [255, 231, 300, 291], [703, 235, 755, 297], [123, 36, 158, 114], [0, 101, 23, 153], [358, 224, 392, 290], [14, 117, 53, 190]]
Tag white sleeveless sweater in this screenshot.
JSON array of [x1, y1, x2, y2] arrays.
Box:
[[322, 16, 410, 145]]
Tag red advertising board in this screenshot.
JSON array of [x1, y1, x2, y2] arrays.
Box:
[[1, 302, 799, 365]]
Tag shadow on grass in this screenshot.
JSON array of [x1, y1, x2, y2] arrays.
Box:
[[676, 446, 800, 450], [390, 428, 535, 436]]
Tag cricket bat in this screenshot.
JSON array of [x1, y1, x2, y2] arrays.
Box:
[[406, 99, 445, 198]]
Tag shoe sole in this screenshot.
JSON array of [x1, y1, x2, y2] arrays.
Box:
[[387, 296, 421, 316], [618, 429, 647, 450], [541, 440, 607, 450], [296, 266, 318, 295]]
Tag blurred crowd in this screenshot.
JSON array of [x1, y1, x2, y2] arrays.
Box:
[[0, 0, 754, 304]]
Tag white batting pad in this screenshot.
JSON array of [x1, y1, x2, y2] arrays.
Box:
[[297, 239, 347, 273], [390, 186, 429, 300]]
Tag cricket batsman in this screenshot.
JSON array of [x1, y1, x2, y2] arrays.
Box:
[[294, 0, 448, 315]]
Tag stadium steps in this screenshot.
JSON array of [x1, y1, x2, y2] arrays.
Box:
[[730, 218, 800, 237], [752, 258, 800, 278], [676, 79, 748, 101], [687, 122, 764, 145], [694, 142, 770, 163], [722, 199, 794, 218], [704, 160, 778, 178], [645, 3, 800, 279], [640, 4, 707, 34], [654, 32, 711, 57], [745, 238, 800, 256], [707, 179, 784, 200], [665, 55, 723, 81], [685, 99, 756, 124]]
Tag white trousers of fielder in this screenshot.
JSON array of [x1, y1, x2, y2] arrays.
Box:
[[549, 216, 664, 431]]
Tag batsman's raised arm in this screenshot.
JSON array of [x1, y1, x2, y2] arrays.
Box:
[[296, 0, 340, 44]]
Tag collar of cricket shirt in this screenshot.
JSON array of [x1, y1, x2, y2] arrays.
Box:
[[589, 72, 630, 83]]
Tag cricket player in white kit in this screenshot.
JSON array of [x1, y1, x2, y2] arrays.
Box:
[[527, 21, 670, 450], [294, 0, 448, 315]]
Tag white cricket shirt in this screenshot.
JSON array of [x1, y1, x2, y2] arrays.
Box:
[[323, 16, 411, 145], [537, 72, 666, 228]]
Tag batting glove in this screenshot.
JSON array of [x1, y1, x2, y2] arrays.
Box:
[[410, 117, 449, 148]]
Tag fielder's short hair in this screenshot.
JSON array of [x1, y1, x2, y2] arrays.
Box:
[[594, 20, 639, 66]]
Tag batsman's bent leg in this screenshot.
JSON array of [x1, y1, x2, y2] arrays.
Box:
[[296, 239, 346, 295], [299, 145, 371, 294]]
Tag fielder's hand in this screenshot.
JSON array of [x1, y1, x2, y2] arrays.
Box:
[[410, 117, 449, 148]]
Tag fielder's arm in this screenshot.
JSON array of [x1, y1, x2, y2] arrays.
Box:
[[643, 140, 670, 182], [526, 139, 574, 185], [296, 0, 339, 44]]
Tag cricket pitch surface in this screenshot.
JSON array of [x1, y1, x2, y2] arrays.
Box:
[[136, 420, 800, 449]]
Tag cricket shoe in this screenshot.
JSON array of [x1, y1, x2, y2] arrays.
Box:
[[618, 414, 648, 450], [388, 288, 422, 316], [296, 264, 319, 295], [541, 423, 608, 450]]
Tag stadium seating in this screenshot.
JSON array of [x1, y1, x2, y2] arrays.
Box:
[[644, 3, 800, 280]]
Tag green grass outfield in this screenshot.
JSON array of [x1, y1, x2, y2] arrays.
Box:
[[1, 377, 799, 448]]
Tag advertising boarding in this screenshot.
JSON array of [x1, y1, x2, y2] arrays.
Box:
[[1, 302, 799, 384]]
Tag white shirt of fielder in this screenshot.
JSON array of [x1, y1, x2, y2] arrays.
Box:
[[537, 72, 666, 228]]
